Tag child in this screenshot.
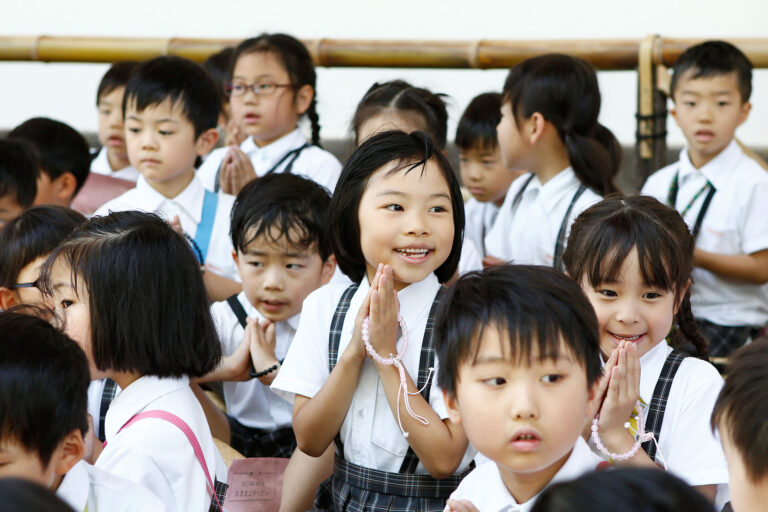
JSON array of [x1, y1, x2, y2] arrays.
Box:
[[94, 55, 240, 296], [437, 265, 603, 511], [0, 312, 165, 511], [8, 117, 92, 208], [711, 336, 768, 512], [91, 61, 140, 181], [197, 33, 341, 196], [40, 211, 228, 512], [455, 92, 523, 258], [485, 54, 621, 268], [641, 40, 768, 358], [197, 173, 336, 458], [0, 138, 39, 229], [272, 130, 474, 511], [562, 195, 728, 505], [0, 205, 85, 311], [202, 47, 244, 148]]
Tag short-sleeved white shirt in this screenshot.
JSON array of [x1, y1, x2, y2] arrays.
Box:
[[96, 376, 228, 512], [464, 197, 500, 258], [90, 147, 141, 182], [87, 379, 121, 440], [484, 169, 602, 266], [57, 460, 166, 512], [272, 273, 476, 474], [642, 141, 768, 327], [94, 176, 238, 281], [197, 129, 342, 194], [458, 237, 483, 276], [447, 438, 601, 512], [210, 291, 298, 430]]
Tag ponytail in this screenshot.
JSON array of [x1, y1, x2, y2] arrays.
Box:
[[674, 290, 709, 359], [562, 123, 621, 196], [306, 98, 321, 147]]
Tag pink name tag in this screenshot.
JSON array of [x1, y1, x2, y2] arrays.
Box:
[[224, 457, 290, 512]]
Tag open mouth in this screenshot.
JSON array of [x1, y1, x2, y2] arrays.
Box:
[[260, 299, 287, 312], [610, 332, 643, 342], [108, 136, 124, 146], [510, 430, 541, 451], [244, 113, 260, 124], [694, 130, 715, 142], [395, 248, 431, 260]]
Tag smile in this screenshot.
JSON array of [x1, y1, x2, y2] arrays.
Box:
[[395, 248, 431, 259], [610, 332, 643, 342]]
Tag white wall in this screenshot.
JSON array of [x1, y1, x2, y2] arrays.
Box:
[[1, 0, 767, 148]]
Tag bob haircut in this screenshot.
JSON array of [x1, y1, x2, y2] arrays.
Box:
[[711, 336, 768, 482], [0, 312, 89, 467], [231, 173, 332, 261], [329, 130, 464, 284], [0, 138, 39, 210], [40, 211, 221, 378], [455, 92, 502, 151], [96, 60, 139, 104], [123, 55, 220, 139], [435, 265, 601, 397], [0, 206, 85, 287], [671, 40, 752, 103], [562, 195, 708, 358], [530, 467, 713, 512]]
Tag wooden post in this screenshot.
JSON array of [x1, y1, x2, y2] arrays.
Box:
[[636, 35, 668, 187]]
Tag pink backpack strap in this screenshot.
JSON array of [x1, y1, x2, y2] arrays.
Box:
[[116, 410, 222, 511]]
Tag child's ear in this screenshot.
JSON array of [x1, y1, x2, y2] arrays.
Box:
[[0, 286, 19, 310], [294, 84, 314, 116], [195, 128, 220, 157], [527, 112, 546, 146], [232, 250, 239, 265], [738, 101, 752, 126], [320, 254, 337, 286], [51, 429, 85, 477], [585, 379, 601, 420], [52, 172, 78, 205], [674, 279, 692, 315], [442, 389, 463, 425]]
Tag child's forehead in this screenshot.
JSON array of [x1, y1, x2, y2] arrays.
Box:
[[98, 86, 125, 104], [675, 69, 741, 95], [469, 324, 579, 367], [240, 224, 319, 258], [125, 97, 190, 123]]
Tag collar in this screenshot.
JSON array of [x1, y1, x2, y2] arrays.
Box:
[[56, 460, 89, 512], [525, 167, 581, 214], [133, 175, 205, 224], [239, 290, 301, 334], [104, 376, 190, 441], [240, 128, 305, 163], [639, 341, 673, 404], [678, 140, 740, 191]]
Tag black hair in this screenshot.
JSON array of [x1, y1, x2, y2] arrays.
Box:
[[671, 40, 753, 102], [352, 80, 449, 149], [231, 173, 332, 261], [436, 265, 601, 397], [0, 206, 85, 287], [502, 54, 620, 195], [203, 48, 235, 106], [455, 92, 502, 151], [96, 61, 139, 104], [123, 55, 220, 139], [0, 312, 89, 467], [711, 335, 768, 482], [329, 130, 463, 284], [8, 118, 91, 194], [530, 468, 713, 512], [0, 138, 39, 210], [562, 195, 708, 358], [0, 479, 76, 512], [39, 211, 221, 378], [231, 34, 322, 147]]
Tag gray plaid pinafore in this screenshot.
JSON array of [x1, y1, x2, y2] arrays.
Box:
[[313, 284, 470, 512]]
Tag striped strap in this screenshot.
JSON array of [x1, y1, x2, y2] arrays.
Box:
[[194, 189, 218, 263], [641, 350, 686, 461]]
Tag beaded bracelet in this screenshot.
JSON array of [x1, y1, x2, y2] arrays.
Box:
[[590, 400, 655, 462], [249, 363, 278, 379]]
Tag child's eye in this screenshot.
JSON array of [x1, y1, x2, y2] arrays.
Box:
[[429, 206, 448, 213], [100, 109, 111, 115], [482, 159, 496, 166], [598, 289, 618, 297], [127, 127, 140, 134], [286, 263, 304, 270], [717, 101, 730, 107], [684, 101, 696, 107], [60, 299, 74, 309], [385, 204, 403, 212], [159, 130, 174, 136], [249, 261, 263, 268], [482, 377, 506, 387], [541, 374, 563, 384], [643, 291, 662, 299]]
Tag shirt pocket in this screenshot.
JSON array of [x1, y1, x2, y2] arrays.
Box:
[[370, 385, 410, 457]]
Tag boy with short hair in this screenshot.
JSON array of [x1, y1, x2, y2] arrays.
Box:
[[642, 40, 768, 357], [8, 117, 91, 208], [95, 56, 240, 297], [455, 92, 523, 258], [0, 138, 39, 229], [711, 336, 768, 512], [0, 312, 164, 511], [436, 265, 602, 511], [198, 173, 336, 457]]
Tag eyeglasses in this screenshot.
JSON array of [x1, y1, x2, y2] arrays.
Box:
[[226, 82, 294, 97], [10, 278, 41, 290]]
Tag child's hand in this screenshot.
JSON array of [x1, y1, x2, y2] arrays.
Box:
[[248, 317, 279, 376], [219, 146, 256, 196], [225, 118, 246, 148], [221, 329, 256, 381], [367, 265, 400, 362], [342, 264, 382, 364], [169, 215, 184, 236], [482, 254, 506, 267], [596, 341, 641, 447], [444, 499, 480, 512], [83, 414, 103, 464]]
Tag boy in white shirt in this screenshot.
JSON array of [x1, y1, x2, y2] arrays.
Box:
[[436, 266, 603, 512], [95, 56, 241, 301], [198, 172, 335, 457], [0, 312, 165, 511], [642, 40, 768, 357]]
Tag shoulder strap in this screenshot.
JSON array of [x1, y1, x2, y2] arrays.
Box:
[[510, 173, 535, 211], [226, 294, 248, 329], [194, 189, 219, 264], [552, 184, 587, 271], [691, 185, 716, 242], [641, 349, 687, 461], [266, 143, 311, 176]]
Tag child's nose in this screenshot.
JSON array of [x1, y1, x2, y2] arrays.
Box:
[[262, 267, 285, 290], [615, 299, 640, 324], [406, 211, 429, 236], [510, 386, 539, 420]]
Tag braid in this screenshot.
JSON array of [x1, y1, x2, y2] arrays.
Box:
[[307, 98, 321, 147], [676, 289, 709, 359]]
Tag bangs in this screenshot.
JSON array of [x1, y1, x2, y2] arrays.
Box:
[[241, 218, 316, 255]]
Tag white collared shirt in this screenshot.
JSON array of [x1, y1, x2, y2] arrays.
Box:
[[90, 147, 141, 182], [272, 273, 476, 474], [464, 197, 500, 258], [448, 438, 600, 512], [96, 376, 228, 512], [94, 176, 238, 280], [484, 169, 602, 266], [211, 291, 298, 430], [642, 140, 768, 326], [57, 460, 165, 512], [197, 128, 342, 193]]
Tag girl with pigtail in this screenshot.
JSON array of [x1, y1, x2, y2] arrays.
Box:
[[197, 33, 342, 196], [563, 195, 728, 507]]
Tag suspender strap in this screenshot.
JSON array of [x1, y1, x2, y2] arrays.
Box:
[[328, 284, 359, 454], [213, 143, 311, 192], [690, 186, 716, 241], [510, 173, 535, 211], [98, 379, 118, 442], [666, 169, 717, 242], [226, 294, 249, 328], [641, 349, 687, 461], [193, 189, 218, 264], [552, 184, 586, 271]]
